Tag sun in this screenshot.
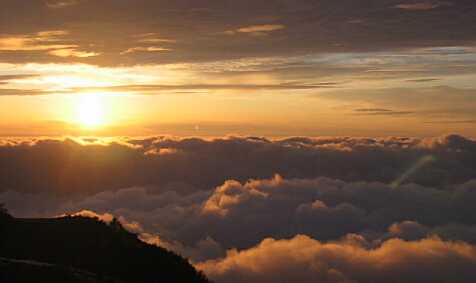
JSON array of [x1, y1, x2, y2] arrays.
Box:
[[76, 93, 106, 127]]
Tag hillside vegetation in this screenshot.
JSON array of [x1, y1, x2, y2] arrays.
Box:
[[0, 207, 211, 283]]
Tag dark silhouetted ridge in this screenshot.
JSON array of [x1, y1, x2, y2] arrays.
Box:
[[0, 212, 211, 283]]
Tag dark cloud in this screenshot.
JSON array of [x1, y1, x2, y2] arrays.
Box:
[[353, 108, 414, 116], [0, 88, 52, 96], [73, 82, 339, 94], [0, 135, 476, 197], [0, 0, 475, 66], [384, 221, 476, 244], [5, 174, 476, 262], [0, 74, 38, 84], [2, 135, 476, 261], [354, 108, 395, 112], [319, 86, 476, 122], [406, 78, 441, 82], [0, 82, 339, 96], [425, 120, 476, 124]]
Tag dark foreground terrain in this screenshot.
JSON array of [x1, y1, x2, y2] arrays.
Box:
[[0, 209, 210, 283]]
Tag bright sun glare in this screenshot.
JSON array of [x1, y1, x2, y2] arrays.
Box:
[[76, 93, 106, 127]]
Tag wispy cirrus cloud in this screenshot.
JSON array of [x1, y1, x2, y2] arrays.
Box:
[[75, 82, 339, 94], [225, 24, 286, 36], [353, 108, 415, 116], [121, 47, 172, 55], [406, 78, 441, 83], [49, 49, 100, 58], [425, 120, 476, 124], [0, 88, 52, 96], [395, 1, 453, 11], [0, 30, 75, 51], [0, 1, 473, 66], [0, 30, 102, 61], [133, 33, 177, 44], [0, 74, 38, 84], [46, 0, 82, 9]]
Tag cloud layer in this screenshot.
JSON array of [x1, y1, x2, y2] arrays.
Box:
[[198, 235, 476, 283], [2, 134, 476, 282], [1, 134, 476, 196], [0, 0, 475, 65]]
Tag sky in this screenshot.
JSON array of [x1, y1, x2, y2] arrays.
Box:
[[1, 0, 476, 137], [2, 2, 476, 283]]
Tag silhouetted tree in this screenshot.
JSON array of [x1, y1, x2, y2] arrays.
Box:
[[110, 217, 122, 230], [0, 203, 12, 234], [0, 203, 11, 219]]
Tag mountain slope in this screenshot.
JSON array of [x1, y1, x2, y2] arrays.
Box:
[[0, 257, 124, 283], [0, 214, 211, 283]]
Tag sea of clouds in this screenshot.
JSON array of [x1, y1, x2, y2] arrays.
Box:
[[2, 134, 476, 283]]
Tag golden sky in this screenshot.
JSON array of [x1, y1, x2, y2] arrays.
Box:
[[1, 0, 475, 137], [3, 3, 476, 283]]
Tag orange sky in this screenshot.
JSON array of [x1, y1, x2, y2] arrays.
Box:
[[1, 1, 475, 137]]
